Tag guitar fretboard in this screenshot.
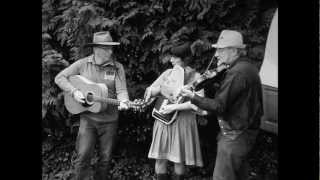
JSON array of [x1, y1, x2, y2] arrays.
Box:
[[89, 95, 120, 106]]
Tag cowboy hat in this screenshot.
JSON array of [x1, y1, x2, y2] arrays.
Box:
[[86, 31, 120, 46], [211, 30, 246, 49]]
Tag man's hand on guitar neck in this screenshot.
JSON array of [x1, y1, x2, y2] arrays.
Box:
[[118, 100, 129, 110]]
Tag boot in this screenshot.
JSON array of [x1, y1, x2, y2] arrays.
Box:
[[156, 173, 168, 180], [171, 173, 184, 180]]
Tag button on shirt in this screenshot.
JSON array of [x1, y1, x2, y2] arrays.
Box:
[[191, 57, 263, 139], [55, 55, 129, 122]]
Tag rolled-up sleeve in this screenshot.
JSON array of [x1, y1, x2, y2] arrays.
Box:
[[54, 59, 84, 95], [115, 63, 129, 101], [191, 71, 247, 115]]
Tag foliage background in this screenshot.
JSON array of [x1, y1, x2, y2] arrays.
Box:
[[42, 0, 278, 179]]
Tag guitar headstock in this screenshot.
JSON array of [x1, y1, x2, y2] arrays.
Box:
[[127, 99, 149, 112]]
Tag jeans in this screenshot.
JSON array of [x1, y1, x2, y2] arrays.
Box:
[[74, 117, 118, 180], [212, 130, 258, 180]]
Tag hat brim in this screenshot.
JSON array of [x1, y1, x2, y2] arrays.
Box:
[[86, 42, 120, 46], [211, 44, 246, 49]]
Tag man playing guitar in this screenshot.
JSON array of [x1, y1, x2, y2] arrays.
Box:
[[55, 31, 129, 180]]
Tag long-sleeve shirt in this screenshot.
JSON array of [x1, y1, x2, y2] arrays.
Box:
[[55, 55, 129, 122], [191, 57, 263, 139]]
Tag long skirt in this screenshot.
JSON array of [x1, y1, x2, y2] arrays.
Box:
[[148, 111, 203, 167]]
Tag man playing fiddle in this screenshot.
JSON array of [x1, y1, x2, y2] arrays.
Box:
[[180, 30, 263, 180]]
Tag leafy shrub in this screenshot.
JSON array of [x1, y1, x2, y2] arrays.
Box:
[[42, 0, 277, 137]]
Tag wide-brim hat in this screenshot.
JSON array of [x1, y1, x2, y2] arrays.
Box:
[[86, 31, 120, 47], [211, 30, 246, 49]]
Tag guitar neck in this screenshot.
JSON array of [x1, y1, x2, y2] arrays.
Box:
[[91, 95, 120, 106]]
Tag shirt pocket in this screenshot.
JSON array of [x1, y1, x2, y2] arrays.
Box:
[[103, 68, 116, 81], [102, 68, 116, 97]]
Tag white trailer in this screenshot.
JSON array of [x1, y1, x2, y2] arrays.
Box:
[[259, 9, 278, 134]]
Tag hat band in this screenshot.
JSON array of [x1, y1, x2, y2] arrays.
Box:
[[212, 43, 246, 48], [87, 42, 120, 46]]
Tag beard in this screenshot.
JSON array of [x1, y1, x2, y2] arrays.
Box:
[[94, 52, 112, 65]]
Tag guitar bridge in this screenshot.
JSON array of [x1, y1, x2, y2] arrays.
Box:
[[81, 101, 93, 107]]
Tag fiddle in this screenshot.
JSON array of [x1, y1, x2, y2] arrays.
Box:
[[189, 63, 229, 91], [140, 61, 229, 112], [163, 63, 229, 117], [172, 63, 229, 104]]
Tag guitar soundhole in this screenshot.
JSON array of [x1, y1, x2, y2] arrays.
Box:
[[85, 92, 95, 105]]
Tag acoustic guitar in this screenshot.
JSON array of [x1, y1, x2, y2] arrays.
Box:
[[151, 63, 229, 125], [64, 75, 145, 114]]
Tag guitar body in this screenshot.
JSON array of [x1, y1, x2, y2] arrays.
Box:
[[64, 75, 108, 114], [152, 96, 179, 125]]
